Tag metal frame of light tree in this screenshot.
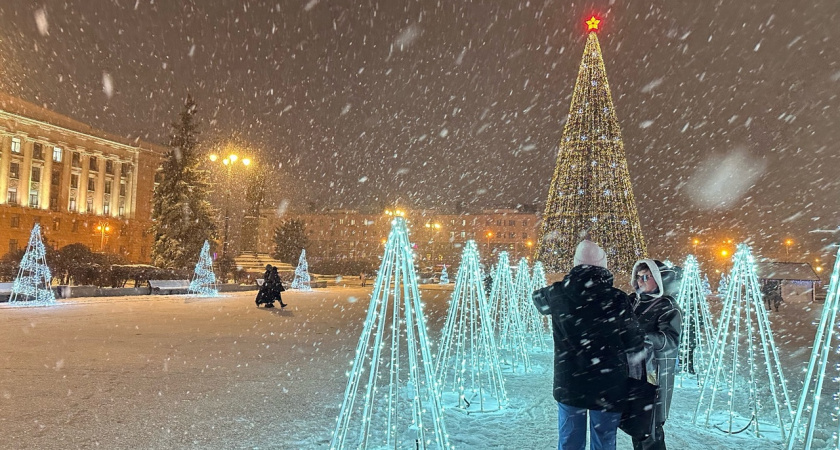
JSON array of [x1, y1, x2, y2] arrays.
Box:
[[9, 223, 56, 305], [188, 240, 218, 296], [291, 249, 312, 291], [693, 244, 793, 438], [531, 261, 552, 336], [436, 240, 507, 413], [488, 252, 531, 372], [515, 258, 549, 352], [786, 245, 840, 449], [676, 255, 714, 387], [330, 216, 450, 450], [534, 26, 647, 275]]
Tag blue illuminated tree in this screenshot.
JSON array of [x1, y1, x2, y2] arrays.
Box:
[[694, 244, 793, 439], [488, 252, 530, 373], [9, 224, 55, 305], [786, 245, 840, 449], [702, 273, 713, 296], [331, 215, 450, 449], [438, 265, 449, 284], [530, 261, 548, 293], [718, 272, 728, 295], [188, 240, 218, 296], [436, 240, 507, 412], [515, 258, 549, 352], [290, 249, 312, 291], [676, 255, 714, 387]]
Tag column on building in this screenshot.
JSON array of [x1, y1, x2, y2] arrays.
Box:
[[20, 136, 34, 207], [0, 135, 9, 202], [80, 150, 91, 214], [58, 144, 72, 212], [125, 156, 137, 219], [95, 153, 106, 215], [40, 141, 54, 211]]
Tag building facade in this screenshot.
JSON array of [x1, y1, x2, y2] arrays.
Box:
[[0, 94, 166, 261], [256, 208, 540, 266]]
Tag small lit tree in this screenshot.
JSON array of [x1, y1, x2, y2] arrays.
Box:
[[9, 224, 56, 305], [438, 265, 449, 284], [676, 255, 714, 386], [488, 252, 530, 372], [291, 249, 312, 291], [694, 244, 793, 438], [330, 215, 450, 449], [188, 240, 218, 296], [436, 240, 507, 412]]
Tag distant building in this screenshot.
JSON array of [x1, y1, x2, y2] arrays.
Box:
[[255, 208, 540, 265], [756, 262, 821, 303], [0, 93, 166, 261]]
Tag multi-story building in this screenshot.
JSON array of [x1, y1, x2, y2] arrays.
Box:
[[0, 93, 166, 261], [256, 208, 540, 265]]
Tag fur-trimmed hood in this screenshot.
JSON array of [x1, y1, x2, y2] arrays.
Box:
[[631, 259, 665, 298]]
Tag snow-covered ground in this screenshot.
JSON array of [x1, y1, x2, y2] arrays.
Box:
[[0, 287, 828, 449]]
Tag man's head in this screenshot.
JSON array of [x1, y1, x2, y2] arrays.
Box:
[[573, 239, 607, 269], [635, 266, 658, 294], [631, 259, 680, 297], [265, 264, 273, 271]]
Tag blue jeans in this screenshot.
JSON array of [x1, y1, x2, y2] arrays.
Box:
[[557, 402, 621, 450]]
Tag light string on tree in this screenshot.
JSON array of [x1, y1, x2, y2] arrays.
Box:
[[488, 252, 531, 373], [188, 240, 218, 296], [291, 249, 312, 291], [9, 223, 56, 305], [675, 255, 715, 387]]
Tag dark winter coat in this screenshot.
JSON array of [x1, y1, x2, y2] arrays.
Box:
[[545, 265, 645, 412], [630, 260, 683, 424]]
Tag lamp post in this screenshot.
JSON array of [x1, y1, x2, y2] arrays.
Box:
[[95, 223, 111, 252], [209, 152, 251, 258], [485, 231, 493, 257], [784, 238, 793, 258], [692, 238, 700, 254]]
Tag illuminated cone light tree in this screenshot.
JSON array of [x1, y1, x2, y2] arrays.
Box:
[[488, 252, 530, 372], [188, 240, 218, 296], [291, 249, 312, 291], [515, 258, 549, 352], [436, 240, 507, 412], [530, 260, 552, 340], [786, 245, 840, 449], [675, 255, 714, 387], [693, 244, 793, 438], [534, 17, 647, 275], [438, 265, 449, 284], [331, 215, 450, 449], [9, 224, 56, 305]]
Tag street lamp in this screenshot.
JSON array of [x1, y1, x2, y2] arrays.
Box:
[[784, 239, 793, 258], [486, 231, 493, 256], [95, 223, 111, 252], [692, 238, 700, 254], [209, 152, 251, 258]]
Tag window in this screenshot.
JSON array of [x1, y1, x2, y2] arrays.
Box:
[[496, 219, 502, 226], [29, 190, 39, 208], [104, 180, 112, 195], [119, 181, 126, 197], [11, 137, 21, 153], [70, 174, 79, 189], [105, 160, 114, 174], [69, 198, 77, 212], [6, 187, 17, 204], [72, 220, 79, 232], [51, 169, 61, 186], [9, 162, 19, 179], [9, 239, 18, 254], [103, 203, 110, 215], [523, 233, 528, 239], [33, 143, 44, 160], [522, 219, 529, 227], [50, 193, 59, 211], [86, 197, 93, 213], [121, 164, 131, 177], [31, 167, 41, 183], [88, 176, 96, 191], [89, 156, 98, 171], [508, 220, 516, 226], [53, 147, 63, 162], [71, 152, 81, 168], [509, 232, 516, 239], [462, 219, 466, 226], [53, 218, 60, 231], [118, 200, 125, 216], [10, 215, 20, 228]]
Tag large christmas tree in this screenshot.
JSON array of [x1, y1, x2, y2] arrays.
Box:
[[150, 95, 217, 269], [535, 19, 646, 275]]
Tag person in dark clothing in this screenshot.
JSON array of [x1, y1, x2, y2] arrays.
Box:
[[255, 264, 273, 307], [629, 260, 682, 450], [533, 240, 646, 450], [266, 266, 287, 308]]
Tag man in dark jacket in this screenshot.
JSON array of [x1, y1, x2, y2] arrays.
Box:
[[629, 260, 682, 450], [533, 240, 645, 450]]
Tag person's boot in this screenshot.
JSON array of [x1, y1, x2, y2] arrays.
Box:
[[266, 303, 275, 308], [280, 302, 287, 308]]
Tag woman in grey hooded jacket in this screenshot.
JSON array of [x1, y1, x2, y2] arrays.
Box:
[[628, 259, 682, 450]]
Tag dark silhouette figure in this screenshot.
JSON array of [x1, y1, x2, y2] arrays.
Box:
[[255, 265, 287, 308]]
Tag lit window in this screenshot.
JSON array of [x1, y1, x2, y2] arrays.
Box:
[[31, 167, 41, 183], [29, 190, 39, 208], [11, 137, 21, 153], [53, 147, 63, 162]]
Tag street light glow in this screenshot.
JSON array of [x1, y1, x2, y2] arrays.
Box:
[[229, 154, 238, 163], [209, 154, 218, 162], [242, 158, 251, 166]]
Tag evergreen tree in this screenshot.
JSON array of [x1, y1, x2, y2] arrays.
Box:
[[291, 249, 312, 291], [150, 95, 217, 269], [272, 219, 308, 263], [535, 23, 646, 275], [241, 164, 268, 255]]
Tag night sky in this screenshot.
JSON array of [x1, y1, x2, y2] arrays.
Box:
[[1, 1, 839, 266]]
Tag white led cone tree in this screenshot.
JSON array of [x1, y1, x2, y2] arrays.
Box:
[[436, 240, 507, 413], [676, 255, 714, 387], [188, 240, 218, 296], [330, 216, 450, 449], [515, 258, 549, 352], [488, 252, 530, 372], [693, 244, 793, 439], [291, 249, 312, 291], [786, 244, 840, 449], [9, 224, 56, 305]]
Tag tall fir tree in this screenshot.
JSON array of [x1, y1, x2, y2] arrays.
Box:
[[535, 22, 646, 275], [241, 163, 268, 255], [150, 95, 217, 269], [272, 219, 308, 263]]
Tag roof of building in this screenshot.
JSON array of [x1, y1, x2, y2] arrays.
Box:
[[756, 262, 820, 281], [0, 91, 167, 154]]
